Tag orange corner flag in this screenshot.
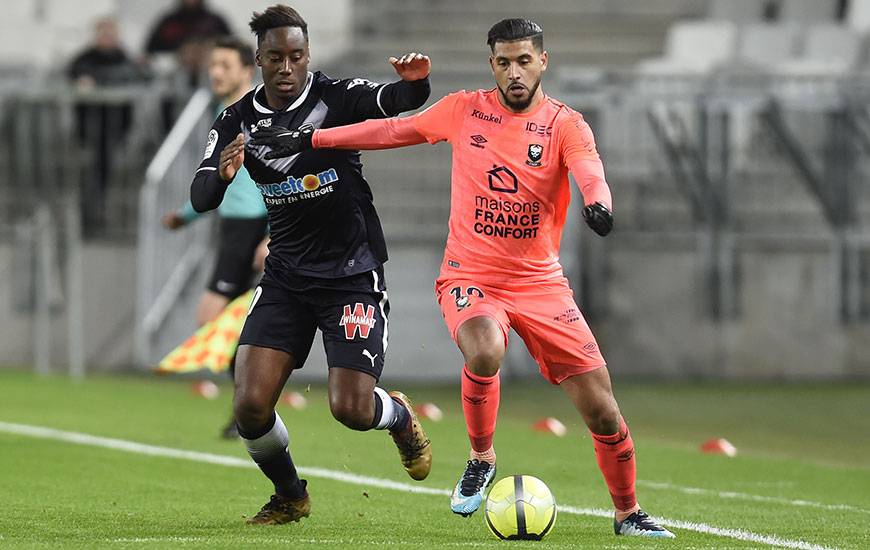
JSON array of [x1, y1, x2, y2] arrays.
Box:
[[156, 289, 253, 374]]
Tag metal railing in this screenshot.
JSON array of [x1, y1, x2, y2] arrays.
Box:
[[560, 69, 870, 324], [135, 88, 214, 368]]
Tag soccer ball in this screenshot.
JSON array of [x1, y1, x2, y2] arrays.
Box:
[[484, 475, 557, 540]]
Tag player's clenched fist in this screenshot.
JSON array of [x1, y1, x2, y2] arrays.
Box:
[[582, 202, 613, 237], [389, 52, 431, 81], [219, 133, 245, 182]]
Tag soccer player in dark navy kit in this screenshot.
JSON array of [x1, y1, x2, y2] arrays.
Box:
[[190, 5, 432, 525]]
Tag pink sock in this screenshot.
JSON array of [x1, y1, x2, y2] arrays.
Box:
[[461, 365, 500, 452], [591, 416, 638, 512]]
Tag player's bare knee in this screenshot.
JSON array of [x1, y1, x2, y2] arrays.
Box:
[[329, 393, 373, 431], [465, 347, 504, 377], [233, 391, 272, 432], [585, 405, 621, 435]]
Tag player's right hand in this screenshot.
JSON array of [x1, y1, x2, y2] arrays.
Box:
[[248, 124, 314, 159], [161, 212, 186, 230], [389, 52, 431, 81], [219, 133, 245, 182], [582, 202, 613, 236]]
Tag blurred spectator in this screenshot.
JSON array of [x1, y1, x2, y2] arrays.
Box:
[[67, 17, 146, 235], [145, 0, 232, 81], [68, 17, 146, 88]]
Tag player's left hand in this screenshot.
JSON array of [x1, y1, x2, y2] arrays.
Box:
[[389, 52, 430, 81], [161, 212, 186, 230], [248, 124, 314, 159], [582, 202, 613, 236]]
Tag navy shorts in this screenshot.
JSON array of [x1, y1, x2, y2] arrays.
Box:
[[238, 265, 389, 380], [207, 217, 268, 299]]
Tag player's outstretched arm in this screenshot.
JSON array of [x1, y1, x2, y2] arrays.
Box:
[[315, 90, 463, 151], [248, 92, 462, 158], [249, 117, 428, 158], [315, 117, 428, 150]]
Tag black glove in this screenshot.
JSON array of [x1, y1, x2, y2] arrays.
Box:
[[248, 123, 314, 159], [582, 202, 613, 236]]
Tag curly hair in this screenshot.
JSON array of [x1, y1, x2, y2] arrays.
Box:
[[249, 4, 308, 44]]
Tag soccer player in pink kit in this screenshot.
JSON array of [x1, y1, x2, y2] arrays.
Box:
[[250, 19, 675, 538]]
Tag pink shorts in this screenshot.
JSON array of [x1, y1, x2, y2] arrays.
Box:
[[435, 276, 606, 384]]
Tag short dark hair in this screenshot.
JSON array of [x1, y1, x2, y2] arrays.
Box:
[[486, 18, 544, 52], [212, 36, 255, 67], [249, 4, 308, 44]]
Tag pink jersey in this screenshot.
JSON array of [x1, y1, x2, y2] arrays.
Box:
[[409, 89, 609, 283]]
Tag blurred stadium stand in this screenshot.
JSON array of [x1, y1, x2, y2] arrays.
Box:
[[1, 0, 869, 381]]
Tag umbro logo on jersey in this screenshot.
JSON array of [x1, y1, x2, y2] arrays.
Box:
[[470, 135, 487, 149], [526, 143, 543, 167]]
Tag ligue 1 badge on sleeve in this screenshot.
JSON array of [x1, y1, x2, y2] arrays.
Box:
[[526, 143, 543, 167]]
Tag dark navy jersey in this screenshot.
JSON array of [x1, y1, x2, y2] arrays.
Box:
[[192, 71, 429, 278]]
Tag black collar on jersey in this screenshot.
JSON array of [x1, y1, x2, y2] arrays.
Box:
[[252, 72, 314, 114]]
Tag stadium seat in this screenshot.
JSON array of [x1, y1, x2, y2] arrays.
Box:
[[44, 0, 117, 28], [735, 23, 801, 69], [3, 0, 38, 23], [846, 0, 870, 32], [0, 24, 54, 70], [777, 0, 838, 23], [775, 23, 862, 75], [707, 0, 767, 22], [636, 20, 737, 74]]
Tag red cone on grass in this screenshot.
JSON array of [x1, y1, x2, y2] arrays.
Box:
[[280, 391, 308, 410], [191, 380, 219, 400], [413, 402, 443, 421], [701, 437, 737, 457], [532, 417, 567, 436]]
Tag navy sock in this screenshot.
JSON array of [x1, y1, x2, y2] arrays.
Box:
[[240, 412, 306, 499]]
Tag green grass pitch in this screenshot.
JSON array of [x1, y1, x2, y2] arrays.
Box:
[[0, 370, 867, 549]]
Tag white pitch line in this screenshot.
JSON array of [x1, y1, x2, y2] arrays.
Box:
[[109, 538, 496, 547], [0, 421, 837, 550], [558, 506, 837, 550], [638, 480, 870, 515]]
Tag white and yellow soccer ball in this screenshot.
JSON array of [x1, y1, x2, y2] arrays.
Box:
[[484, 475, 557, 540]]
